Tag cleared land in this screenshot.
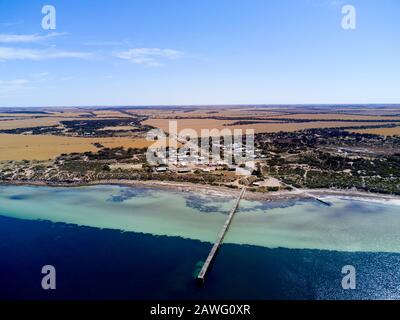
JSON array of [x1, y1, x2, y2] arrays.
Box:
[[143, 118, 239, 134], [0, 117, 95, 130], [92, 110, 131, 118], [0, 105, 399, 160], [99, 126, 136, 131], [0, 134, 152, 161], [0, 111, 92, 118], [350, 126, 400, 136], [270, 113, 400, 121], [127, 108, 285, 119], [143, 118, 393, 136]]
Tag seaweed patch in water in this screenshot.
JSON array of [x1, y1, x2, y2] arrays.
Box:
[[185, 195, 229, 214], [108, 187, 152, 203], [9, 194, 29, 200]]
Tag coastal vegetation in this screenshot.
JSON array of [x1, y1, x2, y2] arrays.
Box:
[[0, 105, 399, 196]]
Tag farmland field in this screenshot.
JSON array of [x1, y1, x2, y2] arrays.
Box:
[[143, 118, 394, 135], [0, 105, 399, 160], [350, 126, 400, 136], [0, 134, 152, 161]]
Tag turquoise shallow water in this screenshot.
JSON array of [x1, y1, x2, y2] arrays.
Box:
[[1, 184, 400, 299], [0, 184, 399, 253]]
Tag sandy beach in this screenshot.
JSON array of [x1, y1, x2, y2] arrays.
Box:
[[1, 179, 400, 204]]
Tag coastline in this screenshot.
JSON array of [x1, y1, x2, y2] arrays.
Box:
[[1, 179, 400, 204]]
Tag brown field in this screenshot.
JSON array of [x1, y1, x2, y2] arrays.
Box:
[[245, 121, 392, 134], [0, 117, 65, 130], [127, 108, 285, 119], [134, 108, 400, 121], [350, 127, 400, 136], [0, 116, 133, 130], [0, 111, 92, 118], [99, 126, 136, 131], [271, 113, 400, 121], [0, 113, 51, 118], [0, 134, 153, 161], [143, 118, 393, 136], [0, 106, 399, 161], [333, 108, 400, 116], [0, 117, 97, 130], [143, 118, 240, 133], [47, 111, 94, 117], [92, 110, 131, 118]]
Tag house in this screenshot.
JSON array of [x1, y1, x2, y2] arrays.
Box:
[[252, 178, 282, 189], [236, 167, 253, 176], [245, 161, 256, 170]]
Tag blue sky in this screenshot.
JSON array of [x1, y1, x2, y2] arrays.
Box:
[[0, 0, 399, 107]]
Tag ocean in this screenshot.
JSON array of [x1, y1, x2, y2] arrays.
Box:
[[0, 185, 399, 300]]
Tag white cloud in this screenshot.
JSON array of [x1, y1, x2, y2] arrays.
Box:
[[0, 79, 29, 86], [0, 47, 93, 61], [0, 73, 52, 94], [114, 48, 184, 67], [32, 72, 50, 78], [84, 40, 129, 46], [0, 32, 66, 43], [329, 0, 345, 6], [0, 78, 31, 93], [0, 20, 24, 27], [31, 72, 50, 82]]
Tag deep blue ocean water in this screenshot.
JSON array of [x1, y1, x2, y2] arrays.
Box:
[[1, 214, 400, 300]]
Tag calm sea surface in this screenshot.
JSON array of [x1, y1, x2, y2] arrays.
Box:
[[0, 185, 399, 300]]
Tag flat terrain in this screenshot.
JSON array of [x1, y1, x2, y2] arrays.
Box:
[[0, 117, 74, 130], [0, 104, 399, 161], [139, 106, 400, 136], [350, 127, 400, 136], [0, 134, 152, 161], [0, 105, 398, 197], [143, 118, 395, 135]]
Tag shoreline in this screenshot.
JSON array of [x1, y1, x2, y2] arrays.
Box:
[[1, 179, 400, 204]]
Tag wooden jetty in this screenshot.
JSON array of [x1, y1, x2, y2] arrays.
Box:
[[312, 196, 331, 206], [279, 181, 331, 206], [197, 187, 246, 284]]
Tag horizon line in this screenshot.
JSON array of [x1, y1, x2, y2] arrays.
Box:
[[1, 103, 400, 109]]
